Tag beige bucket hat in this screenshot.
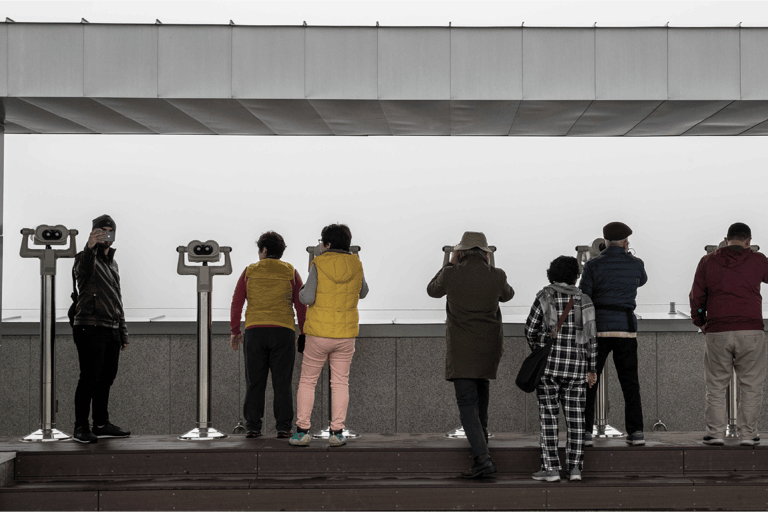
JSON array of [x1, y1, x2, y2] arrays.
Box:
[[454, 231, 492, 252]]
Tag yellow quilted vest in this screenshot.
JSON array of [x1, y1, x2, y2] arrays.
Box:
[[244, 259, 296, 331], [304, 251, 364, 339]]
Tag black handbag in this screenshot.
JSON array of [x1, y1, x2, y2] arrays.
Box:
[[515, 297, 574, 393], [67, 266, 78, 328]]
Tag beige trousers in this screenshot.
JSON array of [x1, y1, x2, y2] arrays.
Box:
[[704, 330, 766, 438]]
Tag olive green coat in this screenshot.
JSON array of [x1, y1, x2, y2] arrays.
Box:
[[427, 255, 515, 380]]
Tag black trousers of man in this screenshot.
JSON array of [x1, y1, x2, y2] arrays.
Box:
[[243, 327, 296, 433], [453, 378, 490, 460], [584, 337, 644, 435], [74, 325, 122, 428]]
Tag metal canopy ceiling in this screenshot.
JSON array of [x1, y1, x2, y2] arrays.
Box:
[[1, 24, 768, 136]]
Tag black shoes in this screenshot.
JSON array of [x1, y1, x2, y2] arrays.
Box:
[[246, 431, 263, 439], [92, 422, 131, 438], [73, 425, 98, 444], [461, 456, 497, 479], [276, 430, 293, 439]]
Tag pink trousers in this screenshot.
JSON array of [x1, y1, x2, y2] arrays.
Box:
[[295, 336, 356, 431]]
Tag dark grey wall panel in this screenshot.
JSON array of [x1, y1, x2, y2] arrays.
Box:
[[309, 100, 391, 135], [379, 100, 451, 135], [626, 100, 732, 136], [94, 98, 216, 134], [238, 99, 333, 135], [685, 101, 768, 136], [3, 98, 95, 134], [508, 100, 591, 136], [450, 100, 519, 135], [166, 99, 275, 135], [568, 101, 662, 137], [21, 97, 156, 134]]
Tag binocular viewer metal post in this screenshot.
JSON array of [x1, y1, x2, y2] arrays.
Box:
[[19, 225, 79, 442], [176, 240, 232, 441]]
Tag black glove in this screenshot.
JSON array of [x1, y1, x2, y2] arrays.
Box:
[[297, 334, 306, 353]]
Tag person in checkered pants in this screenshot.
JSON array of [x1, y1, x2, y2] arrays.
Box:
[[524, 256, 598, 482]]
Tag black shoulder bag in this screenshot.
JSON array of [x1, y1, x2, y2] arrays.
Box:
[[515, 297, 574, 393], [67, 266, 78, 328]]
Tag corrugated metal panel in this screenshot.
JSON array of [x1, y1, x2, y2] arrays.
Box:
[[165, 99, 275, 135], [94, 98, 216, 134], [668, 29, 740, 100], [740, 29, 768, 100], [84, 25, 158, 98], [568, 101, 662, 136], [741, 118, 768, 135], [378, 28, 450, 100], [451, 100, 519, 135], [0, 24, 7, 97], [523, 28, 594, 100], [238, 99, 332, 135], [684, 101, 768, 136], [309, 100, 391, 135], [158, 26, 232, 98], [232, 27, 304, 99], [596, 28, 667, 100], [306, 28, 377, 100], [20, 98, 155, 134], [508, 101, 591, 136], [8, 24, 84, 97], [626, 100, 732, 136], [450, 28, 522, 100], [3, 98, 94, 133], [2, 121, 35, 134], [379, 101, 451, 135]]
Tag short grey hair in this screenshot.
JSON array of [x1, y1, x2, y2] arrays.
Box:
[[605, 238, 627, 247]]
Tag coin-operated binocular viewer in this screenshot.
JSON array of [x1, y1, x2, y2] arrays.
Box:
[[305, 242, 362, 440], [177, 240, 232, 440], [440, 244, 497, 440], [703, 241, 760, 438], [19, 225, 79, 442]]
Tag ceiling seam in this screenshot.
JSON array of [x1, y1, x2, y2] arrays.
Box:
[[12, 97, 96, 134], [620, 101, 665, 136], [679, 100, 735, 136], [564, 101, 593, 136], [377, 25, 393, 136]]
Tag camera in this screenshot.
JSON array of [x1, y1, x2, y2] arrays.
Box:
[[33, 225, 69, 246], [101, 230, 116, 242], [186, 240, 221, 263]]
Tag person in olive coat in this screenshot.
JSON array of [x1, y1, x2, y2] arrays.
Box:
[[427, 231, 515, 479]]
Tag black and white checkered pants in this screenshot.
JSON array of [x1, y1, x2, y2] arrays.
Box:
[[536, 375, 586, 472]]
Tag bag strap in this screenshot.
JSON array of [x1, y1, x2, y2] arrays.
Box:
[[71, 265, 79, 300], [550, 297, 575, 339]]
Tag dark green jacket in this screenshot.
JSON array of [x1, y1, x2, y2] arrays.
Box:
[[427, 255, 515, 380]]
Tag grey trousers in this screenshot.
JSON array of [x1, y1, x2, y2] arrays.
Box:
[[704, 330, 766, 438]]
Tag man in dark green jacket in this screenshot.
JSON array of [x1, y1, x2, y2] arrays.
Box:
[[427, 231, 515, 479]]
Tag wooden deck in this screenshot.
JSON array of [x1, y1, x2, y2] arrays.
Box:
[[1, 432, 766, 511]]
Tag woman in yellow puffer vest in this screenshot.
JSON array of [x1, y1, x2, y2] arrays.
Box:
[[289, 224, 369, 447]]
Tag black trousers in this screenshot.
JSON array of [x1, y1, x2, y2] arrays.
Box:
[[584, 337, 644, 435], [452, 378, 490, 460], [243, 327, 296, 432], [73, 325, 122, 428]]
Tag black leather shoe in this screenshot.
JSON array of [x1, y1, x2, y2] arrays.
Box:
[[460, 457, 497, 479], [73, 425, 98, 444]]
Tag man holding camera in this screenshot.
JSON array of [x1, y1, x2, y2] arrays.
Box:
[[690, 222, 768, 446], [579, 222, 647, 446], [427, 232, 515, 478], [71, 214, 131, 443]]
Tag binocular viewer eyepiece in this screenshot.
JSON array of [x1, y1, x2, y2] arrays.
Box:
[[21, 225, 77, 246], [178, 240, 224, 263]]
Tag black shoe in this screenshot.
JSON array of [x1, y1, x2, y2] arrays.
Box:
[[703, 435, 725, 446], [246, 431, 263, 439], [461, 456, 497, 479], [92, 422, 130, 438], [73, 425, 98, 444], [277, 430, 293, 439]]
